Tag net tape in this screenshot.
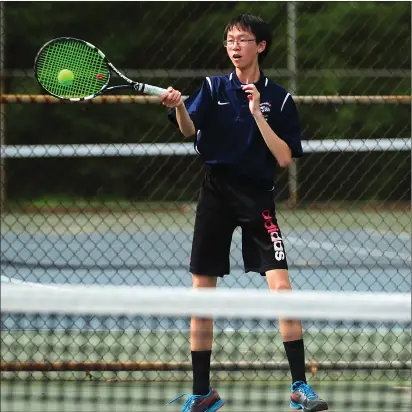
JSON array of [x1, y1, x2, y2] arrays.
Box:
[[2, 283, 410, 322]]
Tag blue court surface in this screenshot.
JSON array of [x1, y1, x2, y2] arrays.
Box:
[[1, 208, 410, 291], [1, 209, 410, 412]]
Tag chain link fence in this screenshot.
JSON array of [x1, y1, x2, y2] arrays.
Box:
[[1, 2, 411, 383]]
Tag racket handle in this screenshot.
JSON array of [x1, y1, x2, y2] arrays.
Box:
[[136, 83, 168, 97]]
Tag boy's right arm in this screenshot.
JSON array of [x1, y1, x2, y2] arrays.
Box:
[[175, 103, 196, 138], [160, 87, 195, 138]]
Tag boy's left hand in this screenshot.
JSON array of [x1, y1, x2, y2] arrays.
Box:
[[241, 84, 262, 117]]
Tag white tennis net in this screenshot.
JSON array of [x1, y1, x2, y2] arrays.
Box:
[[1, 283, 411, 412]]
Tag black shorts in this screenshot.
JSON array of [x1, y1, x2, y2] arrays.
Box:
[[190, 171, 288, 277]]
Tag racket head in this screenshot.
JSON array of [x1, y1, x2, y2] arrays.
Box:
[[34, 37, 111, 101]]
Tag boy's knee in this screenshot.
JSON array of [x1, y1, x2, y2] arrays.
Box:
[[192, 274, 218, 289]]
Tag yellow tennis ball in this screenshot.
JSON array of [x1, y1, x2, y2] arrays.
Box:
[[57, 69, 74, 86]]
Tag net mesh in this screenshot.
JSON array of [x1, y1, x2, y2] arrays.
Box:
[[35, 38, 109, 98], [1, 284, 411, 412]]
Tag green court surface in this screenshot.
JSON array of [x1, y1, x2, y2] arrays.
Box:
[[2, 205, 410, 412], [2, 380, 410, 412], [1, 205, 410, 234], [2, 329, 410, 366]]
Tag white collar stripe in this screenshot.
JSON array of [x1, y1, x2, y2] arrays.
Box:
[[280, 93, 291, 112], [206, 77, 212, 94]]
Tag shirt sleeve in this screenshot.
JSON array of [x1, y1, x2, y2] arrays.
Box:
[[168, 78, 213, 131], [276, 94, 303, 158]]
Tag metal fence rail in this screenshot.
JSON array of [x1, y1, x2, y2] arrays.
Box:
[[0, 1, 410, 383]]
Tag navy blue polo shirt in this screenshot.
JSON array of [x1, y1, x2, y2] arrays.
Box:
[[168, 71, 303, 189]]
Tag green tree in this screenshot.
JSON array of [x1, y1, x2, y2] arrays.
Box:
[[4, 2, 411, 203]]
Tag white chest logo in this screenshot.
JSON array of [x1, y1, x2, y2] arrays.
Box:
[[260, 102, 271, 120]]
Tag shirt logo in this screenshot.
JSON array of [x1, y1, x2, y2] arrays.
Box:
[[218, 101, 230, 106], [260, 101, 271, 120]]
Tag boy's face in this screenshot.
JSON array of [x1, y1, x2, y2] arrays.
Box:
[[225, 26, 266, 70]]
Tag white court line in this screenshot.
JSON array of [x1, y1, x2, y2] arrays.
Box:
[[328, 408, 410, 412], [287, 236, 411, 262], [286, 408, 409, 412], [232, 232, 410, 262], [362, 228, 411, 242], [0, 275, 73, 291]]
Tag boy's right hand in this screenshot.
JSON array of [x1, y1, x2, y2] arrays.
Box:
[[160, 86, 183, 108]]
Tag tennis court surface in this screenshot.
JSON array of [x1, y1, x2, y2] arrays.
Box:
[[1, 207, 410, 411], [2, 282, 411, 412], [1, 207, 410, 291], [2, 380, 410, 412]]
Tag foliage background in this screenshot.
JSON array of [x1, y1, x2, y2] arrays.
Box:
[[3, 1, 411, 203]]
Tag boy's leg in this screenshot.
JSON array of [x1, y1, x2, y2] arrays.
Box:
[[236, 189, 305, 383], [191, 274, 217, 395], [265, 269, 306, 384], [240, 201, 328, 411], [188, 173, 236, 397], [266, 269, 328, 411]]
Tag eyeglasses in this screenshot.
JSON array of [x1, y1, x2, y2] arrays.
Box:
[[223, 39, 256, 48]]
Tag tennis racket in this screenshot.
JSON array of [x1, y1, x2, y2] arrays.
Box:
[[34, 37, 168, 101]]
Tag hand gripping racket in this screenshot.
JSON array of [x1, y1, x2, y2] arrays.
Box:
[[34, 37, 168, 101]]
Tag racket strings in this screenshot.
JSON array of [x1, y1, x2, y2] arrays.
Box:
[[36, 38, 109, 98]]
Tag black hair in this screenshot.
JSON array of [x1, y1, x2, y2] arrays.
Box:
[[223, 13, 272, 63]]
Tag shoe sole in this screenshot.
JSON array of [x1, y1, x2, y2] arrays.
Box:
[[206, 400, 225, 412], [290, 401, 328, 412]]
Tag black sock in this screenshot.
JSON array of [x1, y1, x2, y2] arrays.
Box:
[[283, 339, 307, 384], [191, 350, 212, 395]]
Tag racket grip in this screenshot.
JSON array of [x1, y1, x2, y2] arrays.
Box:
[[140, 83, 168, 97]]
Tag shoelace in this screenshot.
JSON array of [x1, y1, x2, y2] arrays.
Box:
[[167, 393, 207, 411], [298, 383, 318, 400]]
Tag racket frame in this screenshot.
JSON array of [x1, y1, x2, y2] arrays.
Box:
[[34, 37, 167, 101]]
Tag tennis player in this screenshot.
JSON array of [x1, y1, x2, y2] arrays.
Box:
[[162, 14, 328, 412]]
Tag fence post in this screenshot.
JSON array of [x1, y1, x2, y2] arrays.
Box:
[[287, 1, 298, 207], [0, 1, 6, 212]]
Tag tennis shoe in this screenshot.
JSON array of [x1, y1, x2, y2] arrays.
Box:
[[167, 387, 224, 412], [290, 381, 328, 412]]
